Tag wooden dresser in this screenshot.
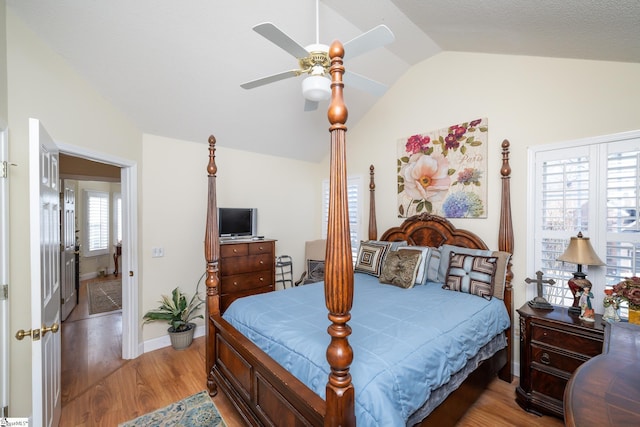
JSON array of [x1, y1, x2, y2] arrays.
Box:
[[219, 239, 276, 313], [516, 304, 605, 418]]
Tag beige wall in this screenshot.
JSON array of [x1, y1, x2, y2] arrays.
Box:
[[139, 133, 325, 340], [6, 9, 142, 416], [345, 51, 640, 366]]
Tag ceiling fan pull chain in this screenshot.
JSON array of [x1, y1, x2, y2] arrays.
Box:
[[315, 0, 320, 44]]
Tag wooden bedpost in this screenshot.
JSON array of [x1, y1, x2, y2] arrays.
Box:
[[368, 165, 377, 240], [498, 139, 514, 383], [204, 135, 221, 395], [324, 40, 356, 427]]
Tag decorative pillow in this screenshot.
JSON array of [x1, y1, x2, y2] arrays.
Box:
[[437, 244, 493, 283], [426, 247, 441, 283], [490, 251, 511, 300], [355, 241, 392, 277], [379, 249, 422, 289], [399, 246, 440, 285], [305, 259, 325, 284], [369, 240, 407, 251], [443, 252, 497, 300]]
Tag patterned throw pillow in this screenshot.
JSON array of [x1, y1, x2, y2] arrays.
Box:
[[379, 249, 422, 289], [443, 252, 497, 300], [399, 246, 440, 285], [305, 259, 325, 284], [355, 241, 392, 277]]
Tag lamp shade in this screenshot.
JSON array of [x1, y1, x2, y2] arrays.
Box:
[[302, 75, 331, 102], [557, 232, 605, 266]]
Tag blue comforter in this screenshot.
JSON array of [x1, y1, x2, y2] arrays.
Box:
[[223, 273, 510, 426]]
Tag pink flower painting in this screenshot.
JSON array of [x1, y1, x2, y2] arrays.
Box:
[[397, 118, 488, 218]]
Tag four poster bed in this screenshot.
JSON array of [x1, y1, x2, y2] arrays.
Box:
[[204, 41, 514, 426]]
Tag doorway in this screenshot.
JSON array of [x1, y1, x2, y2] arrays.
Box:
[[55, 142, 139, 363]]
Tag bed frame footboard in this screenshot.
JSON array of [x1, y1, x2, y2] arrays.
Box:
[[210, 315, 325, 426]]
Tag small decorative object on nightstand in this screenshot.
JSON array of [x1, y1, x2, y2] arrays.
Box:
[[524, 271, 554, 310], [577, 283, 595, 322], [557, 232, 605, 315], [602, 287, 620, 323]]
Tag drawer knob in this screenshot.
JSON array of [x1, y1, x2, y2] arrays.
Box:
[[259, 260, 264, 265], [233, 281, 238, 286], [541, 352, 551, 365], [260, 277, 264, 282], [233, 249, 238, 253]]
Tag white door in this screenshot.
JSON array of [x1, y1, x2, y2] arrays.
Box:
[[60, 180, 76, 321], [1, 128, 10, 417], [29, 118, 61, 427]]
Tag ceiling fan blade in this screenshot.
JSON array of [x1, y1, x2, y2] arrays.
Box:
[[253, 22, 309, 59], [343, 24, 395, 60], [304, 99, 319, 112], [240, 69, 300, 89], [344, 71, 388, 97]]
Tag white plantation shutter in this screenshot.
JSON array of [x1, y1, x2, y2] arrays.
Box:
[[113, 192, 122, 243], [85, 190, 109, 256], [531, 133, 640, 316], [323, 176, 361, 263]]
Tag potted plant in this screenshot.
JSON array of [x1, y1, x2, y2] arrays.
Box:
[[143, 286, 204, 350]]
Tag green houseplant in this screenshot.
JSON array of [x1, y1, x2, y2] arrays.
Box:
[[143, 286, 204, 350]]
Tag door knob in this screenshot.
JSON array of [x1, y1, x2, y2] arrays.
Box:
[[15, 322, 60, 341]]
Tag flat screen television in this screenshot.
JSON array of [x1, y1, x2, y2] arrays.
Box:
[[218, 208, 257, 238]]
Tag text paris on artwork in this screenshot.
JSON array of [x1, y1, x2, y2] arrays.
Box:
[[397, 118, 488, 218]]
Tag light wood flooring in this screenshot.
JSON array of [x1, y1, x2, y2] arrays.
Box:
[[60, 277, 563, 426]]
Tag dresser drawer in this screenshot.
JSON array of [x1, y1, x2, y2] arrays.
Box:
[[531, 344, 587, 374], [221, 243, 250, 258], [531, 324, 602, 356], [221, 271, 274, 294], [220, 253, 273, 276], [249, 241, 274, 255]]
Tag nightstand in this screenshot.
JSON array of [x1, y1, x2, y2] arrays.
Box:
[[515, 304, 605, 419]]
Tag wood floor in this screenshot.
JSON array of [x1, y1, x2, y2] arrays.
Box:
[[60, 278, 563, 426]]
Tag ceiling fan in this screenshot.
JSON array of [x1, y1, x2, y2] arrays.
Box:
[[240, 0, 395, 111]]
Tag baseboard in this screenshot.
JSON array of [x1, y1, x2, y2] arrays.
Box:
[[79, 272, 98, 281], [142, 324, 206, 353]]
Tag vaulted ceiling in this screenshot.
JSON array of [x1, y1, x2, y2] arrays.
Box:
[[8, 0, 640, 162]]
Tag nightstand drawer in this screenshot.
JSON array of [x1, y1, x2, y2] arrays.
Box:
[[531, 344, 586, 373], [531, 324, 602, 356], [530, 368, 567, 402]]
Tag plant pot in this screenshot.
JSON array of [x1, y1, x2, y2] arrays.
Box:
[[628, 308, 640, 326], [168, 323, 196, 350]]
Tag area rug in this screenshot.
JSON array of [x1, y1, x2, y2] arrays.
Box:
[[87, 279, 122, 315], [118, 390, 226, 427]]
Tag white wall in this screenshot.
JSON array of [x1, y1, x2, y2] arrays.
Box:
[[6, 9, 142, 416], [345, 51, 640, 366], [139, 134, 324, 341]]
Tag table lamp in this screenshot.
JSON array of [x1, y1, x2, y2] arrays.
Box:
[[557, 232, 604, 314]]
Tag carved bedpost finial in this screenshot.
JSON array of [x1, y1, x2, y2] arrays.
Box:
[[328, 41, 347, 131], [208, 135, 217, 176]]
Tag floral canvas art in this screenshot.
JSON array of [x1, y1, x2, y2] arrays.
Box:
[[397, 118, 488, 218]]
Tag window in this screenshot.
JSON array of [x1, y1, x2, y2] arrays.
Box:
[[113, 192, 122, 244], [322, 176, 361, 263], [84, 190, 110, 257], [529, 131, 640, 316]]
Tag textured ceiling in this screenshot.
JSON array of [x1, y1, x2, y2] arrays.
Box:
[[8, 0, 640, 162]]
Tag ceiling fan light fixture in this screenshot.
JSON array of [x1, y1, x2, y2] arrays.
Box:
[[302, 75, 331, 101]]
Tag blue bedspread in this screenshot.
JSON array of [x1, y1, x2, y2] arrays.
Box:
[[223, 273, 510, 426]]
